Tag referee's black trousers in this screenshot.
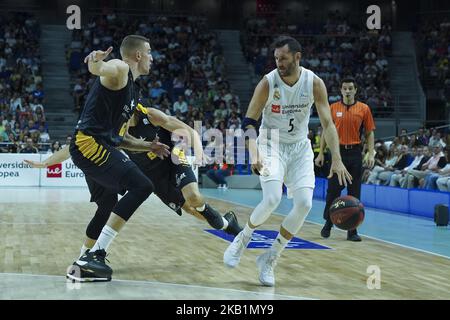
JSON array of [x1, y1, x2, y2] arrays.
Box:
[[323, 146, 363, 227]]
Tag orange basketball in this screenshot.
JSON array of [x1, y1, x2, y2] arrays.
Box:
[[329, 195, 365, 230]]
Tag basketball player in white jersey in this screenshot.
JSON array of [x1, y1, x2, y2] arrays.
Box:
[[223, 36, 352, 286]]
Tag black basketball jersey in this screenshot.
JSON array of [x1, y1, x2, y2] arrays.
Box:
[[126, 104, 174, 170], [76, 70, 137, 146]]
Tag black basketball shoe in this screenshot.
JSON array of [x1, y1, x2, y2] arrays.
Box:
[[67, 249, 113, 282], [347, 229, 362, 242], [320, 220, 333, 238], [200, 203, 224, 229], [223, 211, 243, 236]]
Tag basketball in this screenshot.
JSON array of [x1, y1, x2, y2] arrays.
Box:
[[329, 196, 365, 230]]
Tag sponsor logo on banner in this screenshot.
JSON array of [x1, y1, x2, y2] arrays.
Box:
[[271, 104, 280, 113], [47, 164, 62, 178], [40, 159, 87, 187]]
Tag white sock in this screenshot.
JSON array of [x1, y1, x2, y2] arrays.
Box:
[[91, 225, 118, 252], [196, 204, 206, 212], [242, 223, 254, 239], [271, 233, 289, 256], [221, 217, 229, 230], [79, 244, 90, 258]]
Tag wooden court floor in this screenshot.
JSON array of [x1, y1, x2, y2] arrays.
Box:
[[1, 192, 450, 300]]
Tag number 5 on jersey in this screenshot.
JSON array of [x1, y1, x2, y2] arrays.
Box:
[[288, 118, 295, 133]]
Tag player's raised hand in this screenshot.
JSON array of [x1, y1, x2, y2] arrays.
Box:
[[149, 136, 170, 159], [24, 159, 47, 168], [328, 159, 353, 187], [84, 46, 113, 64]]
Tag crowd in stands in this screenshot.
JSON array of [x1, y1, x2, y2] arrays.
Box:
[[0, 12, 49, 153], [242, 10, 393, 117], [66, 13, 243, 140], [416, 17, 450, 109], [312, 125, 450, 192]]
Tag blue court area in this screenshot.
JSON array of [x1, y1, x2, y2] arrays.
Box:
[[201, 188, 450, 259], [206, 229, 331, 250]]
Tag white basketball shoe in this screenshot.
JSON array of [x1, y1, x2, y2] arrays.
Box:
[[256, 249, 279, 287], [223, 231, 251, 268]]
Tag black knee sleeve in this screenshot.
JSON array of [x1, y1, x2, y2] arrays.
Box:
[[113, 167, 154, 221], [86, 193, 118, 240]]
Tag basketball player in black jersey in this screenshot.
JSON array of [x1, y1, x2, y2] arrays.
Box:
[[26, 102, 242, 278], [27, 102, 242, 258], [125, 103, 241, 235], [65, 35, 171, 282]]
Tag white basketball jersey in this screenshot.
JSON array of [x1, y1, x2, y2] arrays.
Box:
[[261, 67, 315, 144]]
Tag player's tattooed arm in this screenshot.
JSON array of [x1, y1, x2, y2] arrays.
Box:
[[24, 145, 71, 168]]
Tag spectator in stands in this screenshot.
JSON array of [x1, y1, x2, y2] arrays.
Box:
[[417, 127, 429, 146], [390, 146, 424, 187], [436, 152, 450, 191], [206, 161, 233, 189], [213, 101, 228, 125], [376, 145, 410, 185], [403, 145, 446, 188], [50, 141, 61, 153], [366, 145, 398, 184], [61, 135, 72, 148], [428, 129, 446, 148], [20, 137, 39, 153], [408, 133, 420, 148], [399, 128, 410, 145], [38, 124, 50, 143], [421, 149, 450, 190], [173, 95, 188, 115]]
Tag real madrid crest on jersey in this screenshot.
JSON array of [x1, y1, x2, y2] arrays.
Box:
[[273, 84, 281, 101]]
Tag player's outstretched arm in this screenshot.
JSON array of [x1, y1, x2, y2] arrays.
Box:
[[314, 76, 352, 186], [145, 107, 205, 165], [120, 131, 170, 158], [244, 77, 269, 173], [24, 145, 71, 168]]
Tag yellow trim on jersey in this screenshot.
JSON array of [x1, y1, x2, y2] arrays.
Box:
[[118, 122, 127, 137], [87, 144, 100, 160], [136, 103, 148, 115], [98, 152, 111, 166], [147, 151, 157, 160], [172, 147, 188, 165], [90, 145, 104, 162], [75, 131, 99, 159], [94, 148, 108, 164]]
